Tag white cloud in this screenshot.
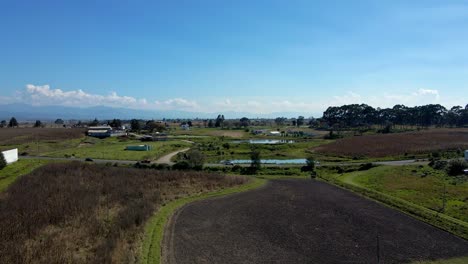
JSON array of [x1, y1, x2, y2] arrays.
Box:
[[5, 84, 462, 116], [20, 84, 199, 111], [154, 98, 199, 110]]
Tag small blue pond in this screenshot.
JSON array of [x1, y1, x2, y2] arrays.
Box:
[[221, 159, 307, 165], [231, 139, 295, 144]]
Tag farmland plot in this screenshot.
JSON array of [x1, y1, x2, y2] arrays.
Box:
[[0, 162, 248, 264]]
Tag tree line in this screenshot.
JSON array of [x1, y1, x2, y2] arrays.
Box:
[[321, 104, 468, 129]]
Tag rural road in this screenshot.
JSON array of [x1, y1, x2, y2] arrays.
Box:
[[164, 180, 468, 264], [20, 155, 429, 168]]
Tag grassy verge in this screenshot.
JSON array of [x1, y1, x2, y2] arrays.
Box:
[[340, 166, 467, 222], [140, 177, 266, 264], [0, 159, 50, 192], [413, 256, 468, 264], [317, 166, 468, 240]]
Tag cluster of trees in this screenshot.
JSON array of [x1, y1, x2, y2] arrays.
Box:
[[322, 104, 468, 128], [0, 117, 18, 128]]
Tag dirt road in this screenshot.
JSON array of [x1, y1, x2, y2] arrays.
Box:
[[164, 180, 468, 264], [154, 148, 190, 165]]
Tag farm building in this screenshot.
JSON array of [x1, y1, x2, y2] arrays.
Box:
[[1, 148, 18, 164], [251, 130, 266, 135], [180, 124, 190, 130], [268, 131, 281, 136], [126, 145, 152, 151], [88, 126, 126, 138], [140, 133, 168, 142]]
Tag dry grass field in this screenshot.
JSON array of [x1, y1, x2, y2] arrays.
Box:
[[0, 162, 248, 264], [0, 128, 86, 145], [314, 128, 468, 158]]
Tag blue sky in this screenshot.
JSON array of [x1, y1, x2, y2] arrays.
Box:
[[1, 0, 467, 115]]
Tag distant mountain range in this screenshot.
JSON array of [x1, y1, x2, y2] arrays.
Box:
[[0, 103, 314, 121]]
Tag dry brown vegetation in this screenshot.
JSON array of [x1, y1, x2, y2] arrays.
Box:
[[0, 127, 86, 145], [314, 128, 468, 158], [0, 162, 248, 264]]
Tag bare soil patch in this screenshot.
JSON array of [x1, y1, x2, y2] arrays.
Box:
[[0, 162, 248, 264], [165, 179, 468, 264], [314, 128, 468, 158]]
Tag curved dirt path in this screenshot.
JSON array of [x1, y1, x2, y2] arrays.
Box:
[[164, 180, 468, 264], [154, 148, 190, 165]]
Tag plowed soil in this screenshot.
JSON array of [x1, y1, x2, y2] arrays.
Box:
[[164, 180, 468, 264]]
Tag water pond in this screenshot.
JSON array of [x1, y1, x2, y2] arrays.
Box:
[[231, 139, 295, 144], [221, 159, 307, 165]]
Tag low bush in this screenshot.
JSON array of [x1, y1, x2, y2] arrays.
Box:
[[0, 153, 6, 170], [446, 159, 468, 176]]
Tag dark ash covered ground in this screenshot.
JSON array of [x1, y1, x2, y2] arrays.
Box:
[[164, 180, 468, 264]]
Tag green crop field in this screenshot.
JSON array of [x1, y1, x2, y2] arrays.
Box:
[[41, 137, 192, 161]]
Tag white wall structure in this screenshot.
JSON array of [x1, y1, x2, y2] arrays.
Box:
[[1, 148, 18, 164]]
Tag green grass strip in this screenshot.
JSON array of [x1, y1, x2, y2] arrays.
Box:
[[318, 175, 468, 240], [140, 177, 267, 264], [0, 159, 51, 192], [412, 256, 468, 264]]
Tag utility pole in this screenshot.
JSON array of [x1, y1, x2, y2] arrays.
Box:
[[376, 233, 381, 264]]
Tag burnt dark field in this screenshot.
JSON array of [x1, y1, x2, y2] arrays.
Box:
[[0, 162, 248, 264], [165, 180, 468, 264]]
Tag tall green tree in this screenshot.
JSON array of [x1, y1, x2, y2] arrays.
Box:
[[239, 117, 250, 128], [89, 118, 99, 126], [250, 148, 261, 173], [34, 120, 42, 128], [215, 114, 225, 128], [8, 117, 18, 127], [54, 119, 64, 125], [297, 116, 305, 126], [108, 119, 122, 128], [130, 119, 140, 131]]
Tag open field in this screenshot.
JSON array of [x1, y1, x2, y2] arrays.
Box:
[[0, 159, 51, 192], [0, 162, 249, 264], [165, 179, 468, 263], [338, 165, 468, 223], [314, 128, 468, 159]]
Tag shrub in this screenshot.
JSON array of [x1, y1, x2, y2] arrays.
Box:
[[0, 152, 6, 170], [358, 163, 375, 171], [172, 160, 191, 170], [431, 160, 448, 170], [446, 159, 468, 176], [231, 165, 242, 172]]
